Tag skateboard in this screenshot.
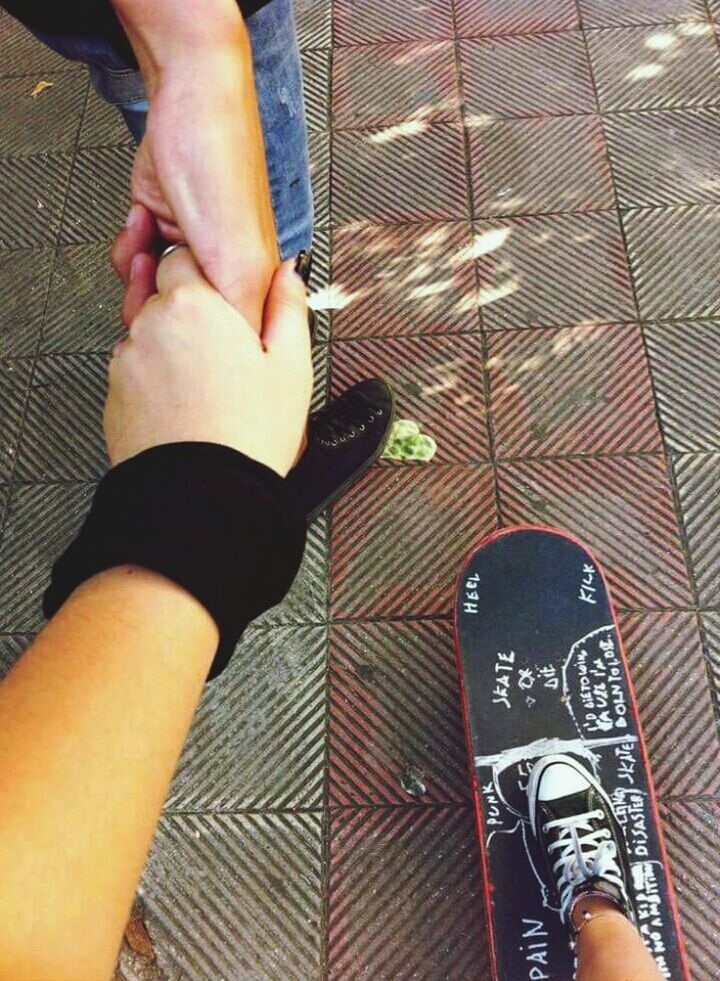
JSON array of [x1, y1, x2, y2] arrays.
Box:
[[454, 526, 689, 981]]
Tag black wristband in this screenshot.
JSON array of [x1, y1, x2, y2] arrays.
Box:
[[42, 442, 307, 679]]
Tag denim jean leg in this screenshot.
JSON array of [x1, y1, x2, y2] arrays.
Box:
[[246, 0, 314, 259]]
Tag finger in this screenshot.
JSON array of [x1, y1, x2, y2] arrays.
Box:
[[111, 204, 157, 285], [261, 257, 311, 364], [122, 252, 158, 327], [155, 244, 210, 295]]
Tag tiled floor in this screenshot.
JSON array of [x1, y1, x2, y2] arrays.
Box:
[[0, 1, 719, 978]]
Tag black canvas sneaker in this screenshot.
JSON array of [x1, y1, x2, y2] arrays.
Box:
[[528, 754, 636, 937], [287, 379, 395, 523]]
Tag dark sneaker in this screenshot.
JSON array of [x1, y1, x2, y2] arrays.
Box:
[[288, 379, 395, 523], [528, 754, 636, 933]]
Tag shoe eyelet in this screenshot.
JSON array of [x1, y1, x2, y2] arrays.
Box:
[[542, 824, 548, 834], [377, 408, 384, 416], [359, 424, 366, 432], [331, 438, 339, 447]]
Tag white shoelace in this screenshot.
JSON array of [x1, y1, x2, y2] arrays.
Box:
[[544, 808, 627, 921]]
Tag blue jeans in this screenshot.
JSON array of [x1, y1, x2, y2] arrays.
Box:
[[32, 0, 313, 259]]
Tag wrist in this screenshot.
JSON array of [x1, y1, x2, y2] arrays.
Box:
[[112, 0, 248, 96]]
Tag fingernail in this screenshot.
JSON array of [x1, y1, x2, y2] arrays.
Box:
[[129, 254, 142, 282], [294, 250, 313, 286], [125, 204, 143, 229]]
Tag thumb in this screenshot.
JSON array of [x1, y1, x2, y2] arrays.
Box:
[[261, 257, 311, 361]]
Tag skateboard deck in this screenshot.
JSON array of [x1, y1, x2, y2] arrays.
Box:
[[454, 527, 689, 981]]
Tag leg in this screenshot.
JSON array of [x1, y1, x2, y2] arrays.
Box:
[[573, 896, 663, 981]]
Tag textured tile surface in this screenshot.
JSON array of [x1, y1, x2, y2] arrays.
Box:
[[0, 74, 87, 156], [328, 619, 468, 804], [498, 456, 692, 609], [334, 0, 454, 45], [620, 612, 720, 796], [60, 145, 134, 244], [489, 323, 662, 457], [331, 466, 497, 618], [330, 220, 479, 338], [0, 9, 75, 75], [455, 0, 579, 37], [470, 115, 614, 217], [587, 23, 720, 111], [660, 801, 720, 981], [333, 124, 470, 222], [0, 359, 32, 480], [460, 33, 596, 117], [166, 626, 327, 811], [333, 40, 460, 129], [604, 108, 720, 207], [0, 249, 52, 357], [646, 321, 720, 452], [138, 813, 323, 981], [0, 154, 73, 248], [674, 454, 720, 607], [623, 205, 720, 319], [475, 211, 636, 329], [330, 333, 490, 463], [327, 807, 488, 980], [578, 0, 708, 28]]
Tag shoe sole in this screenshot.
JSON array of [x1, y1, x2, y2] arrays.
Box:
[[307, 384, 397, 524]]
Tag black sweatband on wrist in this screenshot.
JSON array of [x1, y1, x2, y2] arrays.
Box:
[[42, 442, 307, 679]]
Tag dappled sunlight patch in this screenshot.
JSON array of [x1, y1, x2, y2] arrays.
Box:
[[368, 118, 428, 145], [465, 112, 497, 130], [678, 21, 714, 37], [645, 32, 677, 52], [408, 279, 455, 300], [626, 63, 665, 82], [477, 278, 520, 307], [454, 227, 511, 263], [309, 283, 363, 311]]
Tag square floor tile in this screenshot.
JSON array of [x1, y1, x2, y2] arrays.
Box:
[[331, 465, 497, 619], [0, 74, 87, 156], [331, 333, 489, 463], [59, 145, 134, 244], [0, 249, 52, 357], [471, 116, 614, 218], [15, 354, 107, 480], [0, 154, 72, 248], [137, 813, 323, 981], [498, 456, 692, 609], [41, 243, 124, 353], [334, 0, 454, 45], [333, 124, 470, 223], [328, 619, 468, 805], [302, 48, 331, 132], [579, 0, 708, 28], [333, 41, 460, 130], [489, 323, 661, 456], [475, 211, 636, 329], [166, 625, 327, 810], [0, 359, 31, 480], [294, 0, 331, 49], [660, 801, 720, 981], [604, 108, 720, 207], [327, 808, 487, 981], [330, 221, 479, 338], [674, 454, 720, 606], [620, 612, 720, 796], [587, 23, 720, 111], [79, 83, 135, 148], [0, 634, 32, 680], [455, 0, 579, 37], [645, 321, 720, 452], [460, 33, 595, 120], [0, 10, 76, 76], [255, 515, 328, 625], [0, 483, 93, 631], [623, 205, 720, 319]]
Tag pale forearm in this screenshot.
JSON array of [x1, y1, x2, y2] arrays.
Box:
[[0, 567, 216, 981]]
